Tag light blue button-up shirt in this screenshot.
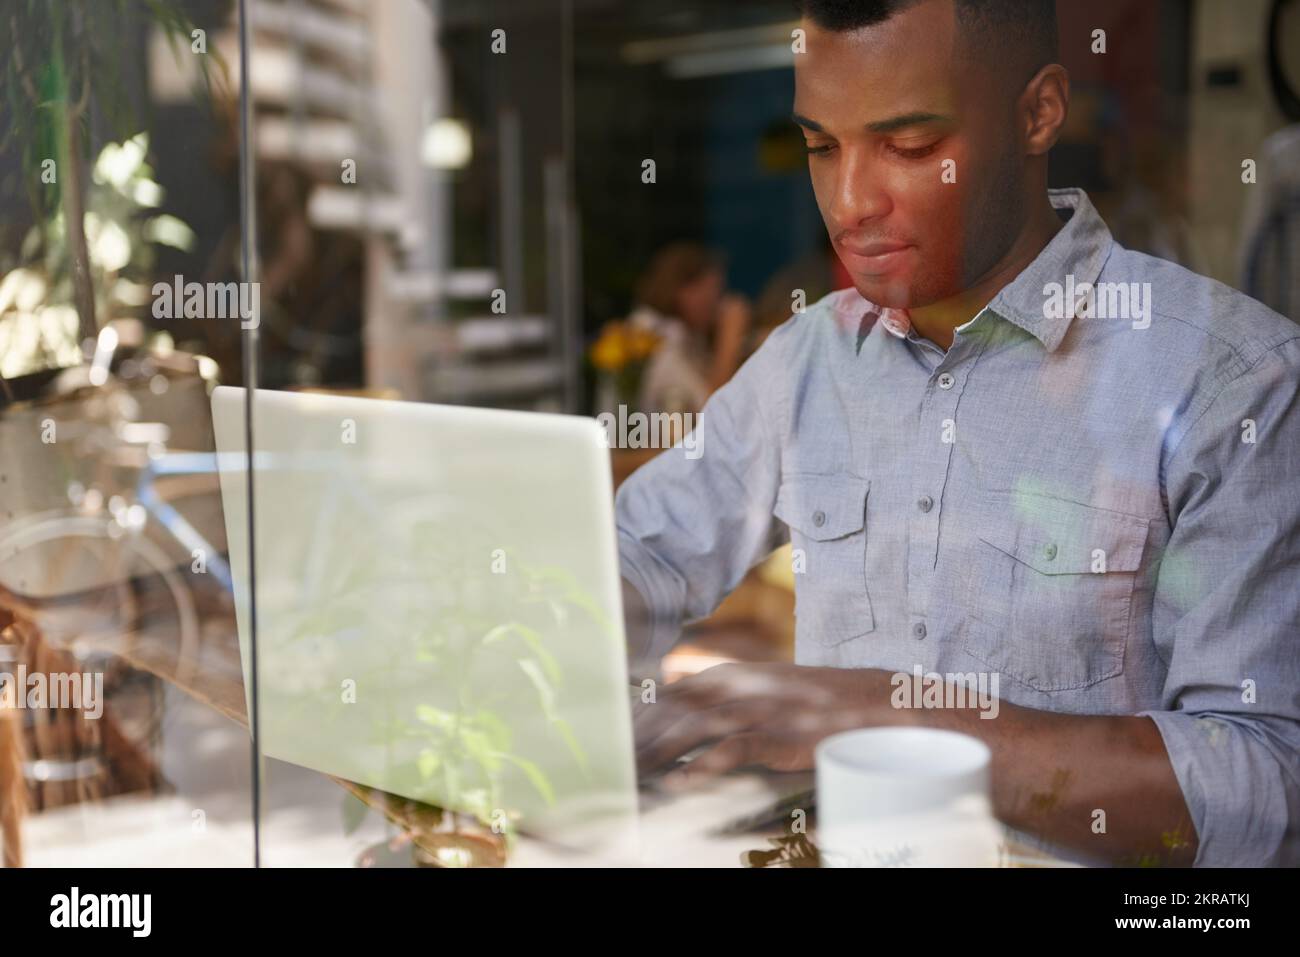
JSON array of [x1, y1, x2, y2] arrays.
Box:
[[616, 187, 1300, 866]]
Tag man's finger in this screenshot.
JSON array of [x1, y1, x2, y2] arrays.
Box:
[[661, 731, 773, 786], [635, 700, 764, 774]]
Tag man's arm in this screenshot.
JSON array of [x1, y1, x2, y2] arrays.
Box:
[[633, 663, 1195, 865], [616, 321, 791, 674], [1130, 333, 1300, 866], [622, 579, 654, 669], [910, 700, 1197, 865]]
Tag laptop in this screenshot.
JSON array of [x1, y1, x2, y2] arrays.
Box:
[[211, 386, 809, 863]]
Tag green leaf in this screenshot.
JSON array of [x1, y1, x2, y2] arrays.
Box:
[[459, 726, 502, 775], [474, 709, 513, 752], [417, 750, 441, 781], [459, 788, 492, 822], [517, 657, 557, 718], [416, 704, 455, 732], [483, 622, 562, 685], [550, 717, 589, 775], [517, 659, 588, 773], [492, 752, 555, 807]]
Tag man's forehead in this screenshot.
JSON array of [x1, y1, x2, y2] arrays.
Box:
[[793, 61, 958, 129], [793, 6, 962, 123]]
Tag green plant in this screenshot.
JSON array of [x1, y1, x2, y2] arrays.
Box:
[[0, 132, 197, 378], [266, 495, 613, 856], [1, 0, 224, 348]]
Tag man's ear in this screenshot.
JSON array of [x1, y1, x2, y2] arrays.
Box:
[[1020, 63, 1070, 156]]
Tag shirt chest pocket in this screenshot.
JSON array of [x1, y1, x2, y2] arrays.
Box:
[[773, 473, 875, 646], [962, 494, 1150, 692]]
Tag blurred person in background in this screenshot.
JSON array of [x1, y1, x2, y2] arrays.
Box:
[[628, 242, 752, 415]]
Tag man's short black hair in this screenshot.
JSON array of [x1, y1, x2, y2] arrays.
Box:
[[798, 0, 1059, 87]]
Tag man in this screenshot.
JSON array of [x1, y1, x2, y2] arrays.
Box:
[[616, 0, 1300, 867]]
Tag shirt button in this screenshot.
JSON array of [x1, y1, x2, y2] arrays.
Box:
[[912, 622, 927, 640], [917, 495, 933, 513], [937, 372, 955, 390], [812, 510, 826, 528], [1044, 543, 1057, 561]]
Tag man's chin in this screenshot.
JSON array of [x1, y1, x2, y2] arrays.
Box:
[[852, 277, 917, 310], [853, 274, 964, 312]]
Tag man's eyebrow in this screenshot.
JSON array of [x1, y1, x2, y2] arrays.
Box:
[[791, 111, 825, 132], [867, 111, 951, 133], [791, 111, 952, 134]]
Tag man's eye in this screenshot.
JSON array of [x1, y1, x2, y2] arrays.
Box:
[[887, 142, 940, 159], [804, 143, 835, 156]]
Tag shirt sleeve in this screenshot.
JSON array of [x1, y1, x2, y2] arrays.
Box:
[[1140, 335, 1300, 866], [615, 322, 792, 661]]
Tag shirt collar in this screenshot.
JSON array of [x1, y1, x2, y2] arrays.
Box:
[[848, 188, 1113, 354]]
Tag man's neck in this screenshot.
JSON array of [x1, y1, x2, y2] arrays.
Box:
[[908, 194, 1065, 351]]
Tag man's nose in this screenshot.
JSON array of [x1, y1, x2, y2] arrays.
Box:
[[828, 149, 893, 231]]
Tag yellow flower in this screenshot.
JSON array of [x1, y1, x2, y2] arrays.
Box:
[[589, 322, 628, 371]]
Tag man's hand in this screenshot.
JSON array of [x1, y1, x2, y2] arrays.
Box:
[[634, 662, 904, 785], [630, 660, 1199, 865]]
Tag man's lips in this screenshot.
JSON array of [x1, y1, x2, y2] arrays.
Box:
[[837, 240, 915, 273]]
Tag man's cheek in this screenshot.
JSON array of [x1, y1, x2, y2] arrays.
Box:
[[911, 196, 969, 275], [911, 185, 968, 241]]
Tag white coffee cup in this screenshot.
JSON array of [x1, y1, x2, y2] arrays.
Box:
[[815, 727, 1001, 867]]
